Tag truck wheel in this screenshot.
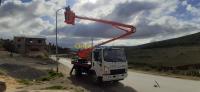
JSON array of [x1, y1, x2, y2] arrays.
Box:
[[96, 77, 103, 84], [113, 80, 119, 84], [75, 68, 82, 76], [88, 70, 95, 76]]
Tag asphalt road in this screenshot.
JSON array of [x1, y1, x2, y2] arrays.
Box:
[[51, 57, 200, 92]]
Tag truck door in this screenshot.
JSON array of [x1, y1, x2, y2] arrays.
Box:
[[92, 49, 103, 76]]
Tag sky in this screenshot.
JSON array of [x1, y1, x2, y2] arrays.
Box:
[[0, 0, 200, 48]]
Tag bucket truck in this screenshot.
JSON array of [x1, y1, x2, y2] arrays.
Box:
[[64, 6, 136, 82]]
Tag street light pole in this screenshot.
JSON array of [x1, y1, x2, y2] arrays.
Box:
[[55, 8, 64, 73]]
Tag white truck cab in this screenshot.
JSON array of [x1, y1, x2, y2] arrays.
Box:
[[91, 47, 128, 82]]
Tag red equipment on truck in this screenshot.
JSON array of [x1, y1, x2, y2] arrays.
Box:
[[64, 6, 136, 59]]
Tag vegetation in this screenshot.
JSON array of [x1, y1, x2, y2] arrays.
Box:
[[0, 69, 6, 75], [18, 79, 32, 85], [17, 70, 64, 85], [1, 39, 15, 52], [38, 70, 63, 81], [135, 32, 200, 49], [44, 83, 86, 92], [45, 85, 85, 92], [125, 32, 200, 78], [35, 51, 49, 60], [47, 42, 71, 54], [129, 63, 200, 77], [45, 85, 66, 90], [126, 46, 200, 66]]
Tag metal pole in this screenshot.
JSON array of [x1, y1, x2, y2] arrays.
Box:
[[91, 37, 94, 61], [56, 10, 58, 72], [55, 8, 64, 73]]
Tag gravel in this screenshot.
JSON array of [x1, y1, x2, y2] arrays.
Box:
[[0, 63, 48, 80]]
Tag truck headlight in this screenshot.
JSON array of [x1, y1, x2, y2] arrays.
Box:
[[104, 66, 110, 74]]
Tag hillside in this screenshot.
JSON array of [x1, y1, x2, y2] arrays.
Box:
[[138, 32, 200, 49], [126, 32, 200, 67]]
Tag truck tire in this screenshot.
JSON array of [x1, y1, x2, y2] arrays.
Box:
[[96, 77, 103, 84], [75, 68, 82, 76], [113, 80, 119, 84], [88, 70, 95, 76]]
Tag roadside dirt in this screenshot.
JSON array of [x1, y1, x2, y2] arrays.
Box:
[[0, 74, 23, 92], [0, 51, 85, 92], [0, 63, 48, 80]]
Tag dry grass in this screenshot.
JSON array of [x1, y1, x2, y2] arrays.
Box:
[[130, 69, 200, 80], [127, 46, 200, 66], [127, 46, 200, 79]]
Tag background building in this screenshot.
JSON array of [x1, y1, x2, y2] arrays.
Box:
[[14, 37, 46, 56]]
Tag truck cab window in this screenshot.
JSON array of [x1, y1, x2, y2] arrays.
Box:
[[38, 40, 42, 43], [94, 50, 102, 62]]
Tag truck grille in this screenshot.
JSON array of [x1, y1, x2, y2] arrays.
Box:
[[110, 69, 126, 75]]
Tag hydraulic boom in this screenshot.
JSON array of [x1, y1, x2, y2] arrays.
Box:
[[64, 6, 136, 59]]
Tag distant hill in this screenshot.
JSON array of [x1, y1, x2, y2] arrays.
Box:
[[125, 32, 200, 67], [135, 32, 200, 49]]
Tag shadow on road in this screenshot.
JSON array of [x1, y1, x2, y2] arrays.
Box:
[[68, 75, 137, 92]]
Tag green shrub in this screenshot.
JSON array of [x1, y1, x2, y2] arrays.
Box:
[[18, 79, 31, 85], [45, 85, 66, 90], [37, 70, 63, 81], [0, 69, 5, 75]]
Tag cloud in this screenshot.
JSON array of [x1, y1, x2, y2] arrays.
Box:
[[47, 0, 200, 39], [41, 0, 158, 38], [105, 1, 157, 22], [0, 0, 200, 47], [0, 0, 55, 38], [186, 4, 200, 16]]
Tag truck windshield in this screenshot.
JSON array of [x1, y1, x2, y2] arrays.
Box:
[[104, 49, 126, 62]]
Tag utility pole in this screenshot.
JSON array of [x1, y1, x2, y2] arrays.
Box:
[[55, 7, 65, 72], [55, 0, 69, 72], [0, 0, 2, 6], [91, 36, 94, 61]]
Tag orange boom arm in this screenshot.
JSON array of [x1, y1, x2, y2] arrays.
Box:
[[64, 6, 136, 59]]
